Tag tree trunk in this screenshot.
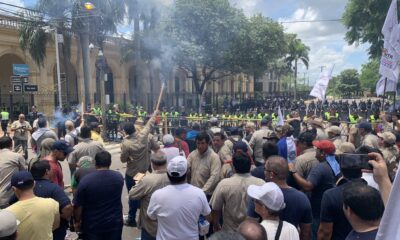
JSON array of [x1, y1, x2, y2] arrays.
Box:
[[294, 59, 298, 100], [80, 30, 91, 109]]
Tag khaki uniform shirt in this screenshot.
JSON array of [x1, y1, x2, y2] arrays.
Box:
[[67, 139, 104, 166], [316, 128, 328, 140], [220, 136, 253, 162], [331, 137, 345, 152], [294, 148, 318, 178], [249, 127, 272, 163], [129, 170, 170, 237], [188, 148, 221, 196], [210, 173, 264, 231], [121, 116, 158, 177], [361, 133, 380, 149], [0, 149, 27, 207], [11, 120, 32, 140]]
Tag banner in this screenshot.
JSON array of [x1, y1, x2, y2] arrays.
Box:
[[376, 75, 398, 96], [379, 0, 400, 79], [310, 66, 334, 101], [277, 106, 284, 126]]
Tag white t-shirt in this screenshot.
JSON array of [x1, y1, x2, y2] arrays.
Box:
[[147, 183, 211, 240], [261, 219, 300, 240]]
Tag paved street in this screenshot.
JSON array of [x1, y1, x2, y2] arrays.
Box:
[[26, 141, 141, 240]]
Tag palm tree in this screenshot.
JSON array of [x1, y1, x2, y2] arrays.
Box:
[[285, 36, 310, 100], [19, 0, 125, 107]]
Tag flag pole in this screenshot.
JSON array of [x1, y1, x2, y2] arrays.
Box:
[[382, 77, 388, 112]]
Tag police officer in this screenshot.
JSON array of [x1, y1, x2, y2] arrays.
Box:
[[0, 107, 10, 136]]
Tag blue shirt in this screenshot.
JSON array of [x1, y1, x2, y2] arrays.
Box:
[[73, 170, 124, 233], [278, 137, 288, 159]]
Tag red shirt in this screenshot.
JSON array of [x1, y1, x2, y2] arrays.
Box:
[[42, 157, 64, 188], [173, 139, 190, 157]]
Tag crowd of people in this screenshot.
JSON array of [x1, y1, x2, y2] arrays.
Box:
[[0, 99, 399, 240]]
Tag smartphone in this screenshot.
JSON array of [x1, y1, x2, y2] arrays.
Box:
[[338, 153, 372, 170]]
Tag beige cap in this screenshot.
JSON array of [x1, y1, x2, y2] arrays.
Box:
[[327, 126, 341, 135], [378, 132, 396, 144], [337, 142, 356, 154]]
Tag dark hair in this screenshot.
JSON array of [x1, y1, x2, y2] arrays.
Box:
[[209, 231, 245, 240], [341, 168, 362, 180], [80, 126, 92, 139], [95, 151, 112, 168], [30, 161, 51, 179], [175, 128, 186, 137], [123, 122, 135, 135], [343, 182, 384, 221], [37, 117, 47, 128], [196, 131, 211, 144], [297, 131, 315, 147], [232, 152, 251, 174], [213, 132, 226, 140], [167, 173, 187, 184], [0, 136, 12, 149], [262, 142, 278, 159], [192, 123, 201, 131]]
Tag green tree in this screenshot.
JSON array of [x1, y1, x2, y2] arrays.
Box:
[[359, 59, 380, 92], [285, 35, 310, 100], [342, 0, 397, 58], [336, 69, 361, 94], [19, 0, 125, 106], [168, 0, 248, 97], [327, 76, 340, 96]]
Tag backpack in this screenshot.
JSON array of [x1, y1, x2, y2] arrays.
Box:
[[67, 132, 79, 146]]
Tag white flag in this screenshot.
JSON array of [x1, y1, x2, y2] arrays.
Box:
[[376, 168, 400, 240], [376, 75, 398, 96], [310, 66, 334, 101], [277, 106, 284, 126], [380, 0, 400, 79]]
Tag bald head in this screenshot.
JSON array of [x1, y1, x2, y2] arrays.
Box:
[[265, 156, 289, 181], [238, 219, 267, 240], [18, 114, 25, 122]]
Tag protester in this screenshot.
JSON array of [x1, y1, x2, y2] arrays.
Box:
[[71, 156, 96, 194], [129, 151, 170, 240], [7, 171, 60, 240], [377, 131, 399, 175], [237, 219, 268, 240], [356, 122, 379, 149], [147, 156, 212, 239], [317, 152, 365, 240], [250, 142, 279, 180], [208, 231, 245, 240], [161, 134, 181, 161], [64, 120, 79, 146], [28, 138, 56, 170], [343, 182, 384, 240], [212, 132, 228, 161], [210, 152, 264, 232], [276, 125, 296, 163], [290, 140, 339, 239], [244, 122, 255, 142], [73, 151, 124, 240], [120, 112, 159, 227], [11, 114, 32, 159], [249, 118, 272, 166], [294, 131, 318, 179], [247, 182, 300, 240], [248, 156, 312, 240], [67, 126, 104, 174], [29, 161, 73, 240], [173, 128, 190, 157], [42, 140, 74, 188], [187, 132, 221, 198], [89, 122, 104, 146], [31, 117, 58, 155], [326, 126, 344, 151], [0, 136, 26, 209]]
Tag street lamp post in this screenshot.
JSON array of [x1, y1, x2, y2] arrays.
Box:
[[55, 31, 63, 108], [96, 50, 108, 140]]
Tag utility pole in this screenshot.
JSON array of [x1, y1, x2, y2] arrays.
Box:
[[96, 50, 107, 140]]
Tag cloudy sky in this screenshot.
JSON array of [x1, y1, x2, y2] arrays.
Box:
[[14, 0, 371, 84]]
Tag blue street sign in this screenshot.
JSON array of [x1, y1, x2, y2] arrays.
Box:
[[12, 64, 29, 76]]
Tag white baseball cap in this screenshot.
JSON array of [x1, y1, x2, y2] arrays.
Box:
[[167, 156, 188, 177], [162, 134, 175, 145], [0, 210, 19, 237], [247, 182, 286, 211]]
